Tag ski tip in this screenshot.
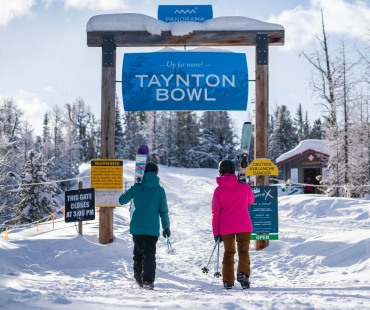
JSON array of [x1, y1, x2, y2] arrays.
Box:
[[137, 144, 149, 155], [243, 121, 252, 125]]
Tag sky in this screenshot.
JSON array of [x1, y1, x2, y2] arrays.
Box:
[[1, 0, 370, 135], [1, 161, 370, 309]]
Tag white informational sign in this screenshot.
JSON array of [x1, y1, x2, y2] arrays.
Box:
[[290, 168, 298, 183], [322, 168, 330, 182], [95, 190, 121, 207]]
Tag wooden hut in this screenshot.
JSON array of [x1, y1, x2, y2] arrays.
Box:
[[275, 139, 330, 185]]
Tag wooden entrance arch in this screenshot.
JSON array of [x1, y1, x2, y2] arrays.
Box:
[[86, 14, 285, 246]]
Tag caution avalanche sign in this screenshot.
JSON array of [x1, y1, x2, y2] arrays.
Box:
[[246, 158, 278, 176]]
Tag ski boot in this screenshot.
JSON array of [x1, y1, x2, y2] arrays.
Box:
[[237, 272, 250, 289], [223, 283, 233, 290], [134, 275, 143, 288], [142, 281, 154, 290]]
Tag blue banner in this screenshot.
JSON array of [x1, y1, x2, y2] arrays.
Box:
[[122, 52, 248, 111], [158, 5, 213, 23], [250, 186, 279, 234]]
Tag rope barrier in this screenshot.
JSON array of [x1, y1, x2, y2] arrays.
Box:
[[0, 175, 90, 189], [0, 205, 65, 228]]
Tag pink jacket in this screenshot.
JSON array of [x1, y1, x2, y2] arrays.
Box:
[[212, 173, 255, 236]]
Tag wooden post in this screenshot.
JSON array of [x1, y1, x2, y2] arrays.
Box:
[[99, 35, 116, 244], [78, 181, 83, 236], [254, 33, 269, 251]]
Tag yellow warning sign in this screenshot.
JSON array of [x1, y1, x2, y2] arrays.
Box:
[[247, 158, 278, 176], [91, 159, 123, 208], [91, 159, 123, 190]]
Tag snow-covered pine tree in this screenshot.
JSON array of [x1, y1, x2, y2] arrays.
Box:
[[0, 135, 18, 224], [144, 111, 168, 164], [114, 96, 124, 159], [310, 118, 323, 139], [42, 112, 53, 160], [0, 99, 24, 222], [170, 111, 200, 167], [269, 105, 298, 165], [7, 150, 61, 225], [198, 111, 238, 168], [303, 112, 311, 140], [294, 104, 304, 142], [122, 111, 146, 160], [156, 111, 175, 166]]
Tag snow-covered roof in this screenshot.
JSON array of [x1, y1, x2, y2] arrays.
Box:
[[276, 139, 331, 164], [86, 13, 284, 37]]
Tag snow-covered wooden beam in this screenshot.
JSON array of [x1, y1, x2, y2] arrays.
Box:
[[86, 14, 284, 47]]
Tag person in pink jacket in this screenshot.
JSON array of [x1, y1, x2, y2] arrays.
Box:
[[212, 159, 255, 290]]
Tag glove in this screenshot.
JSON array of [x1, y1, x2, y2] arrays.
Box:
[[163, 227, 171, 238], [214, 235, 222, 243]]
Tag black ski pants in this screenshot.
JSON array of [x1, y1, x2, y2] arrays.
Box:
[[133, 235, 158, 283]]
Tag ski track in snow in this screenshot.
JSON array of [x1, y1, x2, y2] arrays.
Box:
[[1, 163, 370, 309]]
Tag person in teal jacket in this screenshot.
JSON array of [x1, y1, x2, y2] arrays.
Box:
[[118, 162, 170, 290]]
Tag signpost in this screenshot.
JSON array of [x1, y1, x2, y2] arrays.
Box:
[[250, 186, 278, 240]]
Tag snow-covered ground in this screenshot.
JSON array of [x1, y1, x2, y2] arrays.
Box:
[[1, 162, 370, 309]]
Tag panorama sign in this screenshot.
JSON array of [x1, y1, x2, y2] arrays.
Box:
[[122, 52, 248, 111], [158, 5, 213, 23]]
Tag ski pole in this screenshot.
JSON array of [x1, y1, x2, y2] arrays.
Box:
[[214, 237, 221, 278], [201, 240, 218, 273], [166, 237, 176, 254]]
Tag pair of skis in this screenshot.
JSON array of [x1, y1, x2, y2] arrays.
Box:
[[129, 144, 150, 218], [237, 122, 269, 251], [237, 122, 253, 183]]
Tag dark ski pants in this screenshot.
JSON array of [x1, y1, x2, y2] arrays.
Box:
[[222, 232, 251, 285], [132, 235, 158, 283]]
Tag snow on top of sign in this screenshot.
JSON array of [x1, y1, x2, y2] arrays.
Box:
[[86, 13, 283, 36], [276, 139, 331, 164]]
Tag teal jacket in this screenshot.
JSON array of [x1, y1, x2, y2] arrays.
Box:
[[118, 172, 170, 237]]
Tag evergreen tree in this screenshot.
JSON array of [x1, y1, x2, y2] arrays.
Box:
[[269, 105, 298, 163], [42, 112, 52, 160], [294, 103, 304, 141], [198, 111, 237, 168], [122, 111, 146, 160], [310, 118, 323, 139], [114, 96, 124, 159], [156, 111, 175, 166], [169, 111, 200, 167], [6, 150, 61, 225], [303, 112, 311, 139]]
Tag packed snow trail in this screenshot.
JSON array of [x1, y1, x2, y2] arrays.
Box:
[[1, 161, 370, 309]]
